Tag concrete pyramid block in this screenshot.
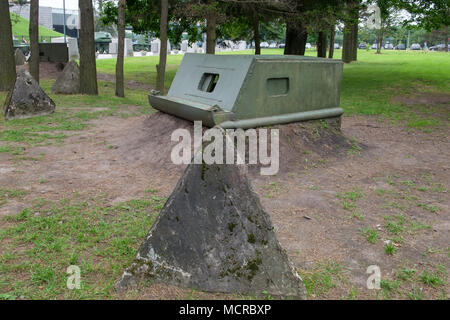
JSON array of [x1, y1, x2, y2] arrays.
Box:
[[3, 69, 55, 120], [116, 158, 306, 299], [14, 49, 26, 66], [51, 59, 80, 94]]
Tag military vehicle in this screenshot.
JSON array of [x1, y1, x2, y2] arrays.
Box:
[[94, 32, 112, 54], [132, 34, 151, 52]]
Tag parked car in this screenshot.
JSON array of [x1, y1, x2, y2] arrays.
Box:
[[384, 43, 393, 50], [394, 44, 406, 50], [429, 44, 449, 51], [269, 42, 277, 48], [371, 43, 379, 49], [279, 43, 285, 48], [410, 43, 421, 50], [358, 43, 367, 49], [260, 42, 269, 48], [334, 43, 340, 49], [305, 43, 312, 49]]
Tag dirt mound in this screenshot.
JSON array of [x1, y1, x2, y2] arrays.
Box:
[[112, 112, 354, 178]]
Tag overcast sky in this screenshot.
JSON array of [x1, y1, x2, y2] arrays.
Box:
[[40, 0, 79, 10]]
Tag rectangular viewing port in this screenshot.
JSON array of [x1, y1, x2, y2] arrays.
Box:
[[198, 73, 219, 93], [267, 77, 289, 96]]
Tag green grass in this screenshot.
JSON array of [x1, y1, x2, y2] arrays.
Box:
[[0, 188, 27, 207], [0, 196, 166, 299], [361, 227, 379, 244], [384, 241, 397, 255], [396, 267, 417, 282], [10, 13, 63, 39], [298, 261, 346, 298], [336, 188, 364, 201], [420, 271, 446, 287], [378, 265, 447, 300], [384, 214, 406, 235]]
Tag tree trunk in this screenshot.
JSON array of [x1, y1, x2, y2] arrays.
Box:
[[29, 0, 39, 83], [342, 1, 359, 63], [376, 30, 383, 54], [351, 22, 358, 61], [79, 0, 98, 95], [317, 32, 327, 58], [115, 0, 125, 97], [342, 22, 352, 62], [284, 21, 307, 55], [328, 26, 335, 58], [0, 0, 16, 91], [156, 0, 168, 93], [253, 13, 261, 55], [444, 31, 448, 52], [206, 12, 216, 54]]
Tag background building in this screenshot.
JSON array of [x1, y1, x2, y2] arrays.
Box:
[[9, 2, 79, 38]]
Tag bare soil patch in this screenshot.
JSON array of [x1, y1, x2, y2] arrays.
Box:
[[391, 92, 450, 107]]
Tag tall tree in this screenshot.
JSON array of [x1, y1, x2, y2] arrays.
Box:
[[328, 26, 335, 58], [342, 0, 360, 62], [317, 31, 327, 57], [206, 0, 217, 54], [0, 0, 16, 91], [252, 10, 261, 55], [79, 0, 98, 95], [373, 0, 400, 54], [284, 20, 308, 55], [156, 0, 169, 93], [351, 21, 358, 59], [115, 0, 125, 97], [283, 0, 345, 56], [29, 0, 39, 82]]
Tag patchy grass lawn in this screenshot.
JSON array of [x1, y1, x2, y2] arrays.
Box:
[[0, 80, 152, 159], [0, 195, 165, 299]]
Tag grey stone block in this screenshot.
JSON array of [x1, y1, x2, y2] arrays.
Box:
[[3, 70, 55, 120]]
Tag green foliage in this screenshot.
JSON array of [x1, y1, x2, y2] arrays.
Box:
[[398, 0, 450, 31]]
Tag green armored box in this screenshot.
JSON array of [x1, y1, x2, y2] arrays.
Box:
[[149, 53, 344, 128]]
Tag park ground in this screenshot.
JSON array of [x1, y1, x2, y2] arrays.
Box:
[[0, 49, 449, 300]]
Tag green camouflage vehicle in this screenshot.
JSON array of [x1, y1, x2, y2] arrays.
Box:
[[133, 38, 150, 52], [95, 32, 112, 54]]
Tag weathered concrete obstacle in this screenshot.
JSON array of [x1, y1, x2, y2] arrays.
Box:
[[51, 59, 81, 94], [3, 70, 55, 120], [14, 48, 26, 66], [116, 135, 306, 299]]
